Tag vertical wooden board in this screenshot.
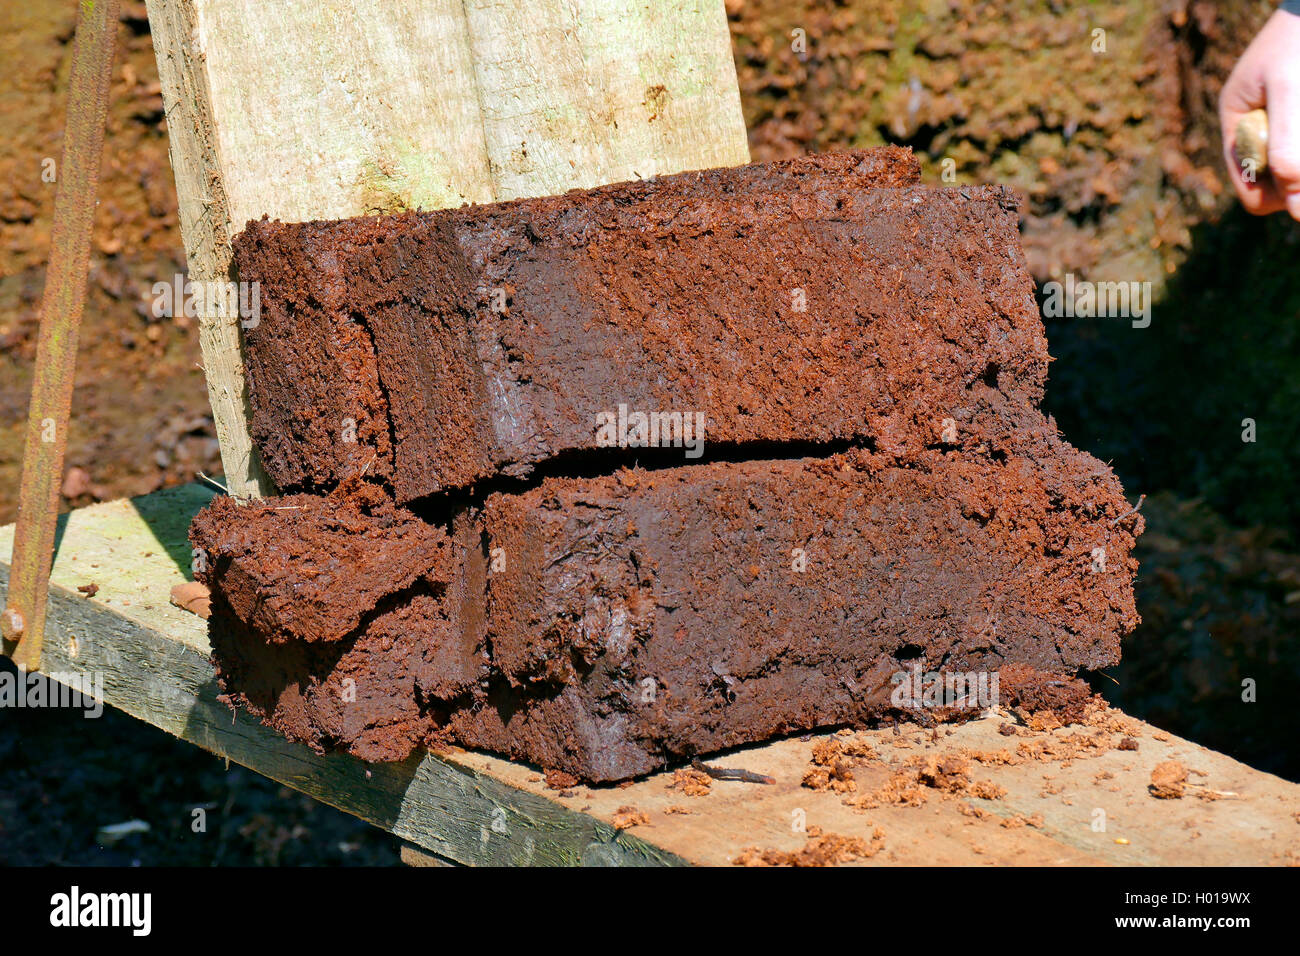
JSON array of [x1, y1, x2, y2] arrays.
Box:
[[147, 0, 749, 499], [145, 0, 497, 501], [195, 0, 495, 225], [465, 0, 750, 199], [148, 0, 274, 501]]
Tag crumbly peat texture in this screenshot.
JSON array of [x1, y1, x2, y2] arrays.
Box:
[[194, 492, 489, 762], [235, 147, 1050, 501], [192, 442, 1140, 781], [189, 485, 453, 644], [458, 442, 1138, 781], [206, 595, 457, 763], [194, 150, 1143, 781]]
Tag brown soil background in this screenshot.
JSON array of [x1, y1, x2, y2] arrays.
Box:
[[1, 0, 1296, 863]]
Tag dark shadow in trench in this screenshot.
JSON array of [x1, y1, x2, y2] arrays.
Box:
[[1044, 206, 1300, 781]]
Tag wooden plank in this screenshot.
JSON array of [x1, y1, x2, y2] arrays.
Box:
[[144, 0, 748, 499], [4, 488, 1299, 867], [148, 0, 269, 501], [462, 0, 749, 199], [0, 487, 682, 867]]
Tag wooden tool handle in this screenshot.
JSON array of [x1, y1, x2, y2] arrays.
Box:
[[1236, 108, 1270, 172]]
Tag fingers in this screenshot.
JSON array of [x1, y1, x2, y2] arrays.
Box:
[[1266, 78, 1300, 220], [1220, 10, 1300, 219], [1230, 123, 1286, 217], [1220, 25, 1283, 214]]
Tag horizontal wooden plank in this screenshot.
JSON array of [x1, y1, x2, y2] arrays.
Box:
[[3, 487, 1299, 866], [0, 488, 681, 866]]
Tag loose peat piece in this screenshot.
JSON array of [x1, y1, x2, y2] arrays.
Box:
[[190, 484, 452, 644], [195, 490, 488, 762]]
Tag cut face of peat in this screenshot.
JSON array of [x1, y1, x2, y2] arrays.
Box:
[[194, 148, 1143, 782], [193, 443, 1140, 782], [234, 147, 1048, 501], [451, 444, 1138, 781]]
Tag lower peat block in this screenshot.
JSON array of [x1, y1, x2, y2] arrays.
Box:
[[194, 443, 1139, 781]]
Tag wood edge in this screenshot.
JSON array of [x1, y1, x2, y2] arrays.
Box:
[[144, 0, 271, 500], [0, 560, 687, 866]]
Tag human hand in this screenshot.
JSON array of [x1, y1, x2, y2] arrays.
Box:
[[1221, 8, 1300, 219]]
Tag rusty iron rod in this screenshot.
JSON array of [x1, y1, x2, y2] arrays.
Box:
[[2, 0, 120, 672]]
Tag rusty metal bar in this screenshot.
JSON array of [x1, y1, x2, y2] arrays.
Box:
[[2, 0, 120, 672]]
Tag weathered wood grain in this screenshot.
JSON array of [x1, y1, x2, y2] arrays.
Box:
[[147, 0, 271, 500], [463, 0, 749, 199]]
